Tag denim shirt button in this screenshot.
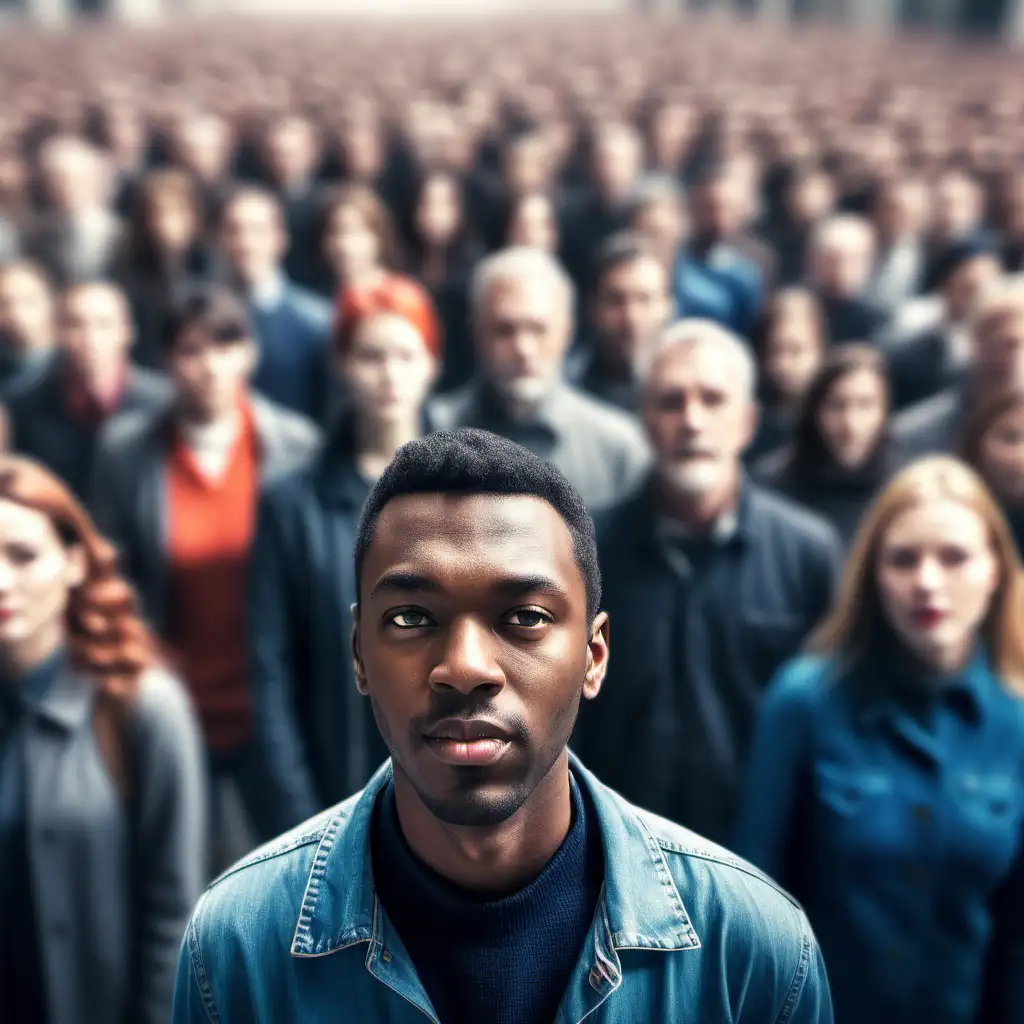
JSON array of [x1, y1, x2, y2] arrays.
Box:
[[381, 949, 392, 964]]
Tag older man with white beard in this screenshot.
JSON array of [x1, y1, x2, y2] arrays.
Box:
[[574, 319, 842, 844], [428, 246, 651, 512]]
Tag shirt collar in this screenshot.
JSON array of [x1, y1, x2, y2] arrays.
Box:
[[288, 752, 701, 960], [249, 272, 286, 312]]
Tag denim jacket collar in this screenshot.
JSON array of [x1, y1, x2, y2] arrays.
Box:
[[289, 753, 702, 961]]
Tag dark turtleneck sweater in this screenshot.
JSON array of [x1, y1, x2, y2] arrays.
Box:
[[0, 649, 64, 1022], [371, 771, 604, 1024]]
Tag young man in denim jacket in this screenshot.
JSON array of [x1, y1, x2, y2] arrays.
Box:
[[173, 428, 832, 1024]]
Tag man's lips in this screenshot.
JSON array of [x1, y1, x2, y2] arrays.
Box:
[[422, 719, 515, 767]]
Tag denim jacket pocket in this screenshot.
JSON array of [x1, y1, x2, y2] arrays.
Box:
[[815, 763, 892, 817], [955, 773, 1020, 825]]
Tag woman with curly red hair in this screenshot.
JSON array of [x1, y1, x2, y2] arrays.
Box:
[[248, 275, 439, 829], [0, 455, 205, 1024]]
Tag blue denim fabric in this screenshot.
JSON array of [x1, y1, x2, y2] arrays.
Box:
[[173, 755, 832, 1023], [734, 652, 1024, 1024]]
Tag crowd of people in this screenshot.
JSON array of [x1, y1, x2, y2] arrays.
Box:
[[1, 11, 1024, 1024]]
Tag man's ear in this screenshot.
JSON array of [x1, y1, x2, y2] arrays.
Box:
[[582, 611, 610, 702], [351, 603, 369, 695]]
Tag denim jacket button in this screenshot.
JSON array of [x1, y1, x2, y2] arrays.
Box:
[[381, 949, 392, 964]]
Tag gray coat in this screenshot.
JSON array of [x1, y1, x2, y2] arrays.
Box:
[[91, 394, 320, 633], [26, 663, 206, 1024], [428, 382, 651, 512], [891, 385, 967, 461]]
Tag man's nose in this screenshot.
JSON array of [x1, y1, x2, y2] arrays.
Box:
[[428, 617, 505, 696]]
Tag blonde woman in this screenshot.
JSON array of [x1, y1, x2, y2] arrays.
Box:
[[735, 455, 1024, 1024]]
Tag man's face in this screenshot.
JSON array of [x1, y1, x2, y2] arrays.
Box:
[[945, 255, 1001, 324], [41, 145, 98, 215], [632, 197, 687, 267], [168, 328, 255, 420], [264, 119, 318, 187], [58, 286, 131, 380], [477, 276, 570, 405], [0, 269, 54, 350], [355, 493, 607, 827], [976, 309, 1024, 389], [643, 342, 756, 496], [694, 178, 746, 242], [592, 132, 640, 205], [813, 239, 873, 299], [593, 257, 671, 371], [219, 195, 286, 285]]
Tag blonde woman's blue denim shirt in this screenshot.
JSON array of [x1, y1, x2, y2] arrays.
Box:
[[173, 755, 832, 1023], [734, 652, 1024, 1024]]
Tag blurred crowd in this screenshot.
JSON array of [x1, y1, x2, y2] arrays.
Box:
[[2, 12, 1024, 1024]]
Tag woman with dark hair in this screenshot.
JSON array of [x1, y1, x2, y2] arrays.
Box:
[[758, 343, 896, 545], [249, 276, 439, 829], [502, 191, 561, 255], [115, 169, 211, 369], [0, 455, 205, 1024], [736, 456, 1024, 1024], [961, 387, 1024, 555], [404, 169, 482, 393], [312, 184, 400, 300], [747, 287, 827, 464]]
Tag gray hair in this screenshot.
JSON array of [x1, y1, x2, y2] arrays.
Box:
[[628, 173, 687, 218], [642, 318, 757, 401], [470, 246, 576, 329]]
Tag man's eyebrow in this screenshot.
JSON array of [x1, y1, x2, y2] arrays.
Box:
[[369, 571, 442, 599], [367, 571, 569, 601]]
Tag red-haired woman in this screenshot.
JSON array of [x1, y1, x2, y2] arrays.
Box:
[[248, 276, 439, 828], [0, 455, 205, 1024]]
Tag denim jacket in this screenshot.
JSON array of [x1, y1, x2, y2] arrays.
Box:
[[174, 755, 832, 1023]]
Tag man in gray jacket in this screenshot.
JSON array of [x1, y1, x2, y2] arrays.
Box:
[[429, 246, 651, 512], [91, 284, 319, 867]]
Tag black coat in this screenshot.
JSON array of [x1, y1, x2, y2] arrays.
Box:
[[247, 437, 389, 828], [575, 477, 842, 844]]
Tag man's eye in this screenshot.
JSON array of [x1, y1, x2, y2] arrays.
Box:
[[506, 608, 552, 628], [388, 610, 433, 629]]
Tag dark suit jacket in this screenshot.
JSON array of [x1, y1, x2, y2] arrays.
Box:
[[892, 385, 968, 460], [9, 360, 171, 503], [247, 436, 389, 828], [888, 326, 968, 411], [90, 393, 320, 634]]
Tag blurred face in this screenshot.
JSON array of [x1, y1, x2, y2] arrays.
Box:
[[977, 310, 1024, 389], [877, 499, 998, 670], [0, 151, 27, 197], [787, 174, 836, 227], [694, 178, 746, 242], [355, 493, 607, 827], [175, 117, 231, 183], [42, 146, 99, 214], [477, 275, 571, 405], [813, 237, 874, 299], [0, 499, 85, 667], [876, 184, 927, 242], [945, 255, 1001, 324], [632, 197, 686, 267], [264, 119, 318, 186], [342, 314, 436, 423], [342, 124, 383, 181], [763, 315, 822, 402], [592, 131, 641, 204], [0, 269, 54, 350], [504, 137, 548, 196], [643, 342, 756, 496], [59, 286, 132, 383], [818, 367, 887, 469], [324, 204, 382, 284], [168, 328, 255, 420], [220, 195, 286, 285], [593, 256, 671, 370], [933, 176, 981, 241], [416, 176, 461, 248], [148, 192, 197, 254], [507, 195, 557, 253], [978, 404, 1024, 504]]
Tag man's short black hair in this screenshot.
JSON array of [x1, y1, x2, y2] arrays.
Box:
[[161, 283, 253, 354], [355, 429, 602, 621], [591, 230, 662, 294]]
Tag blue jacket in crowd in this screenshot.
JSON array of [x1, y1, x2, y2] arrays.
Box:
[[173, 756, 833, 1024], [674, 245, 764, 339], [734, 651, 1024, 1024]]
